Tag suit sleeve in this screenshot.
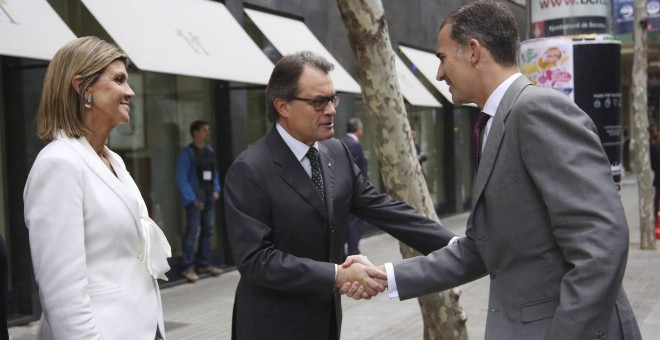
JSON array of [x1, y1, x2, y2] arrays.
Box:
[[392, 235, 488, 299], [23, 153, 102, 339], [347, 162, 457, 255], [518, 92, 628, 338], [224, 159, 336, 301], [350, 142, 369, 180]]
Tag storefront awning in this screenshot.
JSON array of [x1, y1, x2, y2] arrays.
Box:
[[244, 8, 361, 94], [81, 0, 274, 85], [399, 45, 476, 106], [394, 55, 441, 107], [0, 0, 77, 60]]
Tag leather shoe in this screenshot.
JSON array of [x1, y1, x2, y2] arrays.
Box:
[[198, 266, 224, 276], [181, 269, 199, 283]]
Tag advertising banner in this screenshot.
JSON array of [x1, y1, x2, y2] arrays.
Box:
[[614, 0, 660, 34], [521, 36, 623, 189], [530, 0, 610, 38], [520, 37, 575, 100], [573, 38, 622, 188]]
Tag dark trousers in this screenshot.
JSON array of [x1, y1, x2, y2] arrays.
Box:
[[182, 201, 215, 270], [344, 215, 363, 256], [655, 186, 660, 224]]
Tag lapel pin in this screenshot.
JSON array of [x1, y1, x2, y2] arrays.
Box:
[[328, 163, 332, 168]]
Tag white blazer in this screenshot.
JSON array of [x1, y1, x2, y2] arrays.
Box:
[[24, 133, 167, 340]]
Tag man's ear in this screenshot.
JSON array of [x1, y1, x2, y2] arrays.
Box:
[[466, 39, 481, 65], [274, 98, 289, 119], [72, 75, 84, 95]]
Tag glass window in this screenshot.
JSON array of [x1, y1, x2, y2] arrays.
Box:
[[0, 59, 9, 290], [355, 100, 449, 215], [246, 88, 270, 146], [408, 105, 450, 215], [455, 107, 477, 211], [111, 73, 218, 259], [354, 100, 384, 192]]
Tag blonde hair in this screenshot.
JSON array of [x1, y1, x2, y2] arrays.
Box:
[[36, 36, 128, 142]]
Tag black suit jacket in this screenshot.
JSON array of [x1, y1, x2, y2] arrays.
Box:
[[651, 140, 660, 187], [339, 134, 368, 180], [224, 128, 456, 340]]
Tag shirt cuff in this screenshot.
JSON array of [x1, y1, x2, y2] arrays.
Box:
[[449, 236, 459, 245], [334, 264, 337, 281], [385, 262, 400, 300]]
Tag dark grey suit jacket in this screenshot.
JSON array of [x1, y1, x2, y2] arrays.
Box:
[[224, 128, 456, 340], [392, 76, 641, 340]]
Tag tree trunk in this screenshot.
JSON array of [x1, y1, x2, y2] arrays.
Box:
[[336, 0, 468, 338], [633, 0, 656, 250]]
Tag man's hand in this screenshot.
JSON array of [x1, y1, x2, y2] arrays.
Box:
[[335, 260, 386, 300], [193, 200, 204, 210], [342, 254, 375, 268], [337, 255, 387, 300]]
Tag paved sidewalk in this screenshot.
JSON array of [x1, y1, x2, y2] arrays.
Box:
[[9, 175, 660, 339]]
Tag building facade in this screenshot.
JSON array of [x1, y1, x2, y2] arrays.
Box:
[[0, 0, 527, 324]]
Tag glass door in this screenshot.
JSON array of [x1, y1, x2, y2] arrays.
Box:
[[0, 56, 10, 312]]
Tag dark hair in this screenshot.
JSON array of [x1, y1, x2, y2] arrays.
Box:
[[190, 120, 209, 137], [266, 51, 334, 123], [440, 0, 519, 67], [346, 117, 362, 133]]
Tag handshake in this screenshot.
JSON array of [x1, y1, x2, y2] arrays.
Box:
[[334, 255, 388, 300]]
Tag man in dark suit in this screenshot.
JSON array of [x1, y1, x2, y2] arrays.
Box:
[[339, 117, 368, 256], [650, 132, 660, 218], [223, 51, 457, 340], [346, 1, 641, 339]]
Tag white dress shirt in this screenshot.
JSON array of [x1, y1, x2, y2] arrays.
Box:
[[276, 123, 319, 178]]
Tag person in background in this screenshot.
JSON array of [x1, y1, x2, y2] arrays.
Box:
[[175, 120, 224, 283], [623, 127, 630, 172], [23, 36, 170, 340], [411, 128, 427, 166], [650, 125, 660, 219], [339, 117, 368, 257]]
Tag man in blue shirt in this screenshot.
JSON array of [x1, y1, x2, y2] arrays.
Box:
[[176, 120, 223, 282]]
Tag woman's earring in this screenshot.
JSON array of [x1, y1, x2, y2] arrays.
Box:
[[84, 93, 93, 109]]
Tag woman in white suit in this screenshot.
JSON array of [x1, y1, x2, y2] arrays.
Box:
[[23, 36, 171, 340]]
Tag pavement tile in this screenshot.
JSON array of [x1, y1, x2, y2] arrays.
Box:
[[8, 174, 660, 340]]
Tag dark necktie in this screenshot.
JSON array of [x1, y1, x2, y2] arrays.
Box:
[[472, 112, 490, 167], [306, 147, 325, 201]]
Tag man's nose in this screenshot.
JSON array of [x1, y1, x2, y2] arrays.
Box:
[[436, 65, 445, 81], [323, 102, 336, 116]]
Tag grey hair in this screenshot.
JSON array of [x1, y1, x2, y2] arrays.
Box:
[[266, 51, 334, 123], [346, 117, 363, 133]]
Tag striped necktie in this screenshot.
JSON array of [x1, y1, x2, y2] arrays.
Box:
[[306, 147, 325, 201]]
